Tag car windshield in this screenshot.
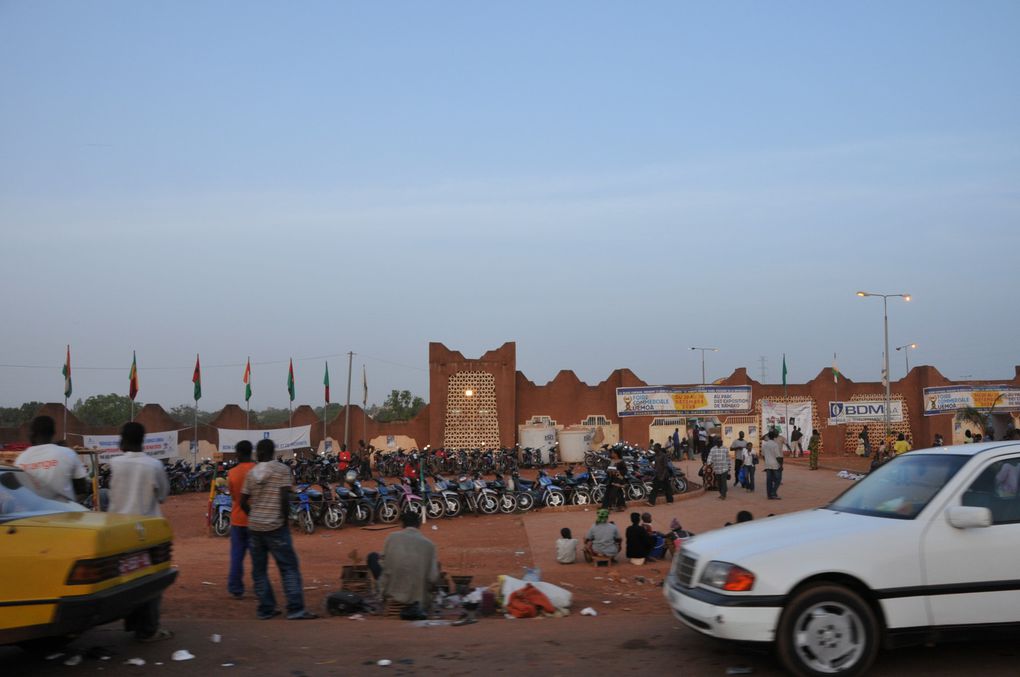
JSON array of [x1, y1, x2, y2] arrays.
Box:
[[0, 469, 86, 522], [825, 453, 970, 520]]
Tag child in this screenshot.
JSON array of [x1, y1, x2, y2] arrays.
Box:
[[556, 527, 578, 564]]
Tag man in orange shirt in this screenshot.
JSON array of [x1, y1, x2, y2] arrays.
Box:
[[227, 440, 256, 599]]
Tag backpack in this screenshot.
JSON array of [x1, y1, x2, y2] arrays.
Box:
[[326, 591, 365, 616]]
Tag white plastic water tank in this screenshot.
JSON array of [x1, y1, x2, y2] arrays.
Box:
[[558, 428, 591, 463], [518, 425, 557, 463]]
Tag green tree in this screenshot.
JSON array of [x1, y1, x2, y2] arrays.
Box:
[[374, 390, 425, 422], [255, 407, 291, 426], [0, 401, 44, 427], [169, 404, 215, 425], [313, 403, 343, 421], [73, 394, 140, 426]]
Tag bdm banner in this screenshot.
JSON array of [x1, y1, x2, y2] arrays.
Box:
[[761, 400, 813, 447], [83, 431, 179, 461], [616, 386, 752, 417], [218, 425, 312, 453], [923, 386, 1020, 416], [828, 400, 904, 425]]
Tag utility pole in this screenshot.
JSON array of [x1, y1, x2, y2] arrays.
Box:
[[344, 351, 354, 450]]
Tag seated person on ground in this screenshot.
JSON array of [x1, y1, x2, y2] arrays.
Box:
[[584, 509, 621, 561], [556, 527, 578, 564], [625, 512, 655, 565]]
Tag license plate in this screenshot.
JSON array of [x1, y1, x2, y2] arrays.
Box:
[[118, 551, 152, 575]]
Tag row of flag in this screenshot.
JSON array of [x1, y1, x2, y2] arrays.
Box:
[[60, 347, 368, 406]]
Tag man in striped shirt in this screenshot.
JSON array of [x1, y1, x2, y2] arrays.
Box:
[[241, 438, 318, 620], [708, 438, 731, 500]]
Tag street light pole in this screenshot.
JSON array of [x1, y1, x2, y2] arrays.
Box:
[[690, 347, 719, 385], [857, 292, 911, 441], [895, 343, 917, 377]]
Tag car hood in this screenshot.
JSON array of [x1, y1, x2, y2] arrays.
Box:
[[8, 511, 173, 547], [683, 508, 899, 563]]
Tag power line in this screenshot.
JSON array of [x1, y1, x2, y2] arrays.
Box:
[[0, 349, 427, 374]]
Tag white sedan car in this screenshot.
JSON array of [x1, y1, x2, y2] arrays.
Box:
[[664, 442, 1020, 676]]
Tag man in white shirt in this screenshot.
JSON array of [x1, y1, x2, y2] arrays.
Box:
[[762, 430, 782, 500], [15, 416, 88, 502], [108, 423, 170, 518], [729, 432, 748, 488], [108, 422, 173, 643]]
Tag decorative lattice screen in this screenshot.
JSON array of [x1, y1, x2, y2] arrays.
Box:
[[443, 371, 500, 449]]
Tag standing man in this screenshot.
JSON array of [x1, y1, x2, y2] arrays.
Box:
[[763, 429, 782, 500], [742, 442, 756, 492], [16, 415, 89, 502], [672, 428, 681, 460], [708, 437, 731, 500], [375, 511, 440, 613], [241, 438, 318, 620], [227, 440, 256, 599], [647, 444, 674, 506], [337, 443, 352, 476], [108, 422, 173, 642], [790, 426, 804, 457], [729, 431, 748, 487]]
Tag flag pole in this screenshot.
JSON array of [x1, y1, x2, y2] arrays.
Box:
[[63, 345, 70, 442], [194, 398, 199, 463], [246, 356, 251, 431], [362, 364, 368, 451], [344, 351, 353, 451], [833, 352, 838, 403]]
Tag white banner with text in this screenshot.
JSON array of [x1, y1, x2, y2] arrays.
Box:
[[83, 431, 179, 462], [828, 400, 904, 425], [217, 425, 312, 453], [923, 386, 1020, 416], [761, 400, 813, 449], [616, 385, 752, 417]]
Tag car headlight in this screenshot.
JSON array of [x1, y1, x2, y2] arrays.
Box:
[[699, 561, 756, 592]]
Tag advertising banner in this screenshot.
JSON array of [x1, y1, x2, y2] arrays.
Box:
[[84, 431, 179, 461], [616, 386, 752, 417], [217, 425, 312, 453], [828, 400, 904, 425], [761, 400, 813, 448], [922, 386, 1020, 416]]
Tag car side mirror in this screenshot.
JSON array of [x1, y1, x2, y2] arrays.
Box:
[[946, 505, 992, 529]]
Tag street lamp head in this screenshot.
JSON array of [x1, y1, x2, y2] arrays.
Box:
[[910, 343, 917, 349], [903, 294, 911, 302], [856, 291, 866, 297]]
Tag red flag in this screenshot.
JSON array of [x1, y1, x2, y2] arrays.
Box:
[[192, 354, 202, 401], [129, 351, 139, 401]]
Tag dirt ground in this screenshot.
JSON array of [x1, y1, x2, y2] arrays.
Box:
[[7, 459, 1020, 676], [162, 458, 859, 621]]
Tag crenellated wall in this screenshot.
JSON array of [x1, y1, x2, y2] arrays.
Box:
[[3, 343, 1019, 458]]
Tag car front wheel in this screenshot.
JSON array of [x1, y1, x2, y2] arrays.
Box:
[[776, 584, 880, 677]]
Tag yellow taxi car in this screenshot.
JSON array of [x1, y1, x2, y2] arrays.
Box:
[[0, 466, 177, 651]]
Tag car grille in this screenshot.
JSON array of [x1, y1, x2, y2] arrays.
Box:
[[676, 553, 697, 588]]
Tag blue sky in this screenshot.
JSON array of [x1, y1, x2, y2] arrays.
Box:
[[2, 1, 1018, 410]]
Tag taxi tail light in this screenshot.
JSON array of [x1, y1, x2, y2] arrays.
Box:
[[67, 556, 120, 585], [722, 566, 756, 592]]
